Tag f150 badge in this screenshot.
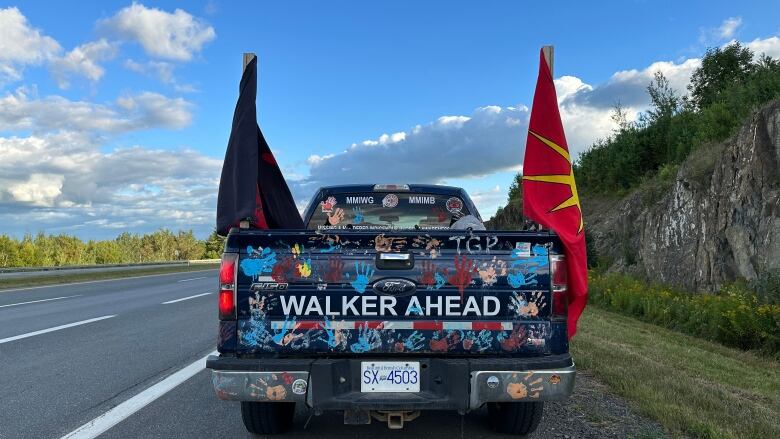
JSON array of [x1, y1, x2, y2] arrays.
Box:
[[250, 282, 288, 291], [373, 279, 416, 296]]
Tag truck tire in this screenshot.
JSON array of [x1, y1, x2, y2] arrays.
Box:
[[487, 401, 544, 436], [240, 401, 295, 434]]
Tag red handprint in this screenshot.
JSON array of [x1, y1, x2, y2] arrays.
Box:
[[429, 331, 461, 352], [419, 261, 437, 288], [271, 256, 294, 283], [448, 255, 476, 298], [500, 326, 527, 352], [324, 256, 344, 283], [429, 336, 449, 352]]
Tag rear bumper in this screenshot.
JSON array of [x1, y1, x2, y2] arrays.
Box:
[[206, 355, 575, 411]]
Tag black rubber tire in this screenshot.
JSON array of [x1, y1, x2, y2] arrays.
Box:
[[487, 401, 544, 436], [240, 401, 296, 435]]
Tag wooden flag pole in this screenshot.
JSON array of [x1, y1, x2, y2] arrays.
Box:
[[243, 52, 256, 74], [239, 52, 257, 230], [542, 45, 554, 77], [535, 45, 554, 233]]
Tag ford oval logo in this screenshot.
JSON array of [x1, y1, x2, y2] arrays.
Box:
[[372, 278, 416, 296]]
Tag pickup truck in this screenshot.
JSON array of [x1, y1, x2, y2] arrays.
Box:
[[206, 184, 575, 435]]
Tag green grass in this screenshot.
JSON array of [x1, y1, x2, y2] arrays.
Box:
[[0, 264, 219, 291], [572, 306, 780, 439]]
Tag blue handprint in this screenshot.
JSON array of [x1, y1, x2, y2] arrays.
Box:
[[240, 246, 277, 276], [350, 324, 380, 353], [434, 272, 446, 289], [507, 270, 538, 288], [349, 262, 374, 294], [271, 316, 296, 345], [352, 207, 364, 224], [318, 316, 340, 348], [404, 331, 426, 351]]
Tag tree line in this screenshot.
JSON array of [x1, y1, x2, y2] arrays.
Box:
[[574, 42, 780, 193], [0, 230, 226, 268]]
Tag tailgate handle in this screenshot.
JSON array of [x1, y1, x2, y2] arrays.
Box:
[[376, 252, 414, 270], [379, 253, 411, 261]]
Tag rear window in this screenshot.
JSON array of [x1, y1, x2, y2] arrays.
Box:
[[306, 192, 469, 231]]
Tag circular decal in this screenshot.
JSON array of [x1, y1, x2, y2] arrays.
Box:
[[446, 197, 463, 213], [291, 379, 308, 395], [382, 193, 399, 208], [321, 196, 337, 213], [486, 375, 500, 389]]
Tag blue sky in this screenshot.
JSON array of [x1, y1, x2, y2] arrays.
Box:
[[1, 1, 780, 239]]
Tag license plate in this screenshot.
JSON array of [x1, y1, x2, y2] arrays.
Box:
[[360, 361, 420, 392]]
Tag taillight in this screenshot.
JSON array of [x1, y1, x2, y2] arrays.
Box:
[[550, 254, 568, 320], [219, 253, 238, 320]]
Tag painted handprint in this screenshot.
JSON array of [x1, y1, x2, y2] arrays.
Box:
[[522, 291, 546, 317], [374, 234, 406, 252], [352, 207, 364, 224], [271, 256, 294, 283], [507, 270, 538, 288], [448, 255, 476, 297], [350, 324, 381, 353], [479, 257, 501, 287], [510, 291, 546, 317], [403, 331, 426, 351], [326, 208, 345, 226], [434, 272, 447, 289], [499, 326, 527, 351], [349, 261, 374, 294], [271, 317, 297, 345], [240, 246, 277, 277], [295, 258, 312, 278], [324, 256, 344, 283], [419, 261, 437, 289]]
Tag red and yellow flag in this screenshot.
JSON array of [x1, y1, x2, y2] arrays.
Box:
[[522, 49, 588, 338]]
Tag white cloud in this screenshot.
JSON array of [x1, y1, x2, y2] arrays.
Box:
[[99, 2, 215, 61], [50, 39, 118, 89], [7, 173, 64, 207], [292, 34, 780, 217], [744, 36, 780, 59], [469, 184, 504, 209], [125, 59, 174, 82], [0, 132, 221, 237], [123, 58, 196, 92], [718, 17, 742, 40], [0, 88, 193, 133], [700, 16, 743, 45], [0, 7, 61, 82]]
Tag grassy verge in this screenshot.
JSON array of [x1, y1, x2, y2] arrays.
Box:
[[588, 272, 780, 357], [0, 264, 219, 291], [572, 306, 780, 439]]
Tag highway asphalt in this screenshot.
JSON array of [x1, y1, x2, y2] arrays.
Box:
[[0, 270, 660, 439]]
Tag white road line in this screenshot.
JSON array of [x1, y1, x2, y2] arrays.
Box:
[[0, 315, 115, 344], [162, 292, 212, 304], [0, 269, 218, 294], [0, 295, 81, 309], [60, 350, 217, 439], [176, 276, 208, 282]]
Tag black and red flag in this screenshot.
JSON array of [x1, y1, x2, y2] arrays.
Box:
[[217, 56, 304, 235], [522, 49, 588, 338]]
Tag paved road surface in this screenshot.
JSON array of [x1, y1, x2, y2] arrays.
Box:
[[0, 271, 666, 439]]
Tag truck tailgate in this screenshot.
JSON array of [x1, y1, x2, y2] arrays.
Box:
[[226, 230, 565, 356]]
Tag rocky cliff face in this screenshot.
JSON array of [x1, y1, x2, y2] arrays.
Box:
[[489, 100, 780, 291]]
